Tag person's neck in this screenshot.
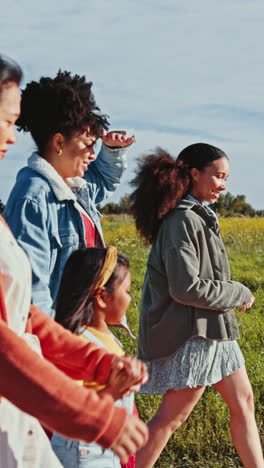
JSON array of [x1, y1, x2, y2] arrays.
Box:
[[89, 312, 111, 335], [44, 151, 66, 179], [189, 190, 203, 204]]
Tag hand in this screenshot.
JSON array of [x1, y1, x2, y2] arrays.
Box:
[[238, 295, 255, 312], [101, 130, 135, 148], [111, 355, 148, 388], [102, 356, 148, 400], [111, 414, 149, 463], [99, 366, 138, 401]]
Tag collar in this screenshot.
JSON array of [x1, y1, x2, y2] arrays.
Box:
[[27, 152, 86, 202], [185, 193, 201, 204], [108, 315, 136, 339], [181, 195, 219, 234], [185, 193, 218, 222]]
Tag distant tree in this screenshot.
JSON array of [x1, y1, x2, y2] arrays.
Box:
[[211, 192, 256, 217], [119, 195, 130, 213], [99, 195, 130, 215], [0, 199, 4, 215], [255, 209, 264, 216]]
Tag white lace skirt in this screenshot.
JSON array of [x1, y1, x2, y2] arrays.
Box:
[[140, 337, 244, 395]]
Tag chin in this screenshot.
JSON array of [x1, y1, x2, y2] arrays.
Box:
[[207, 194, 219, 203]]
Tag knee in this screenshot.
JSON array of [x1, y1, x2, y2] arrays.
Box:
[[154, 409, 191, 434], [230, 389, 255, 418]]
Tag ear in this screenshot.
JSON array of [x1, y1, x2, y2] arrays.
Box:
[[50, 132, 65, 154], [190, 167, 200, 183], [93, 288, 110, 310]]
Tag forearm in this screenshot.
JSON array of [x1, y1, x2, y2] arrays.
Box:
[[30, 305, 114, 384], [166, 245, 251, 311], [0, 319, 127, 447], [173, 277, 251, 311], [85, 143, 128, 204]]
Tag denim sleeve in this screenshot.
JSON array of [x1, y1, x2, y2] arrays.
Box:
[[4, 198, 54, 317], [83, 142, 128, 205]]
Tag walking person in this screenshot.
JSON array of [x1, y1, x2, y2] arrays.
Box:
[[4, 69, 134, 318], [0, 54, 148, 468], [129, 144, 264, 468]]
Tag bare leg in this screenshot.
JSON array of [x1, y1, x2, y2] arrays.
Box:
[[214, 365, 264, 468], [135, 386, 205, 468]]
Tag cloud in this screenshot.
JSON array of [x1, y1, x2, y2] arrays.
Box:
[[1, 0, 264, 210]]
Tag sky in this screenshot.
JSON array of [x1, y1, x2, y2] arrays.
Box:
[[1, 0, 264, 208]]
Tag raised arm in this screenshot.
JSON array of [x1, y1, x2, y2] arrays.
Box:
[[84, 132, 134, 205]]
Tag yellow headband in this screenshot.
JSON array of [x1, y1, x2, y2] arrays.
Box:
[[91, 246, 118, 295]]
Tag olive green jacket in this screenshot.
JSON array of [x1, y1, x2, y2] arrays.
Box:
[[138, 200, 251, 361]]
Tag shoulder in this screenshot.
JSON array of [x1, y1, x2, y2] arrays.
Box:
[[156, 201, 209, 249], [164, 201, 206, 229], [7, 167, 54, 205]]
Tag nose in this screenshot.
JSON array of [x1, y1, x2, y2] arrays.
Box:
[[88, 149, 96, 161], [7, 125, 16, 145], [219, 180, 226, 191]]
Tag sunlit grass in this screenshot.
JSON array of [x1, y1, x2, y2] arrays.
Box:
[[102, 215, 264, 467]]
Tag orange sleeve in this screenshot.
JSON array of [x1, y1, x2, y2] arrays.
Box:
[[0, 317, 127, 447], [29, 305, 114, 384]]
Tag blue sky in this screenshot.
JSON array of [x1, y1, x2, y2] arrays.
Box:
[[1, 0, 264, 208]]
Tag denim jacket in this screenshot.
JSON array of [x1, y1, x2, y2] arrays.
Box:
[[4, 143, 128, 317]]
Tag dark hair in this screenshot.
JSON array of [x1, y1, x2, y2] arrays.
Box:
[[55, 248, 129, 333], [16, 70, 110, 154], [129, 143, 227, 243], [0, 55, 22, 92]]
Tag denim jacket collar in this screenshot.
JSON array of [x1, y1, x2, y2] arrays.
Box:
[[27, 152, 86, 202]]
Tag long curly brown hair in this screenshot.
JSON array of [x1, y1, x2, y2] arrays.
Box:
[[129, 143, 227, 243]]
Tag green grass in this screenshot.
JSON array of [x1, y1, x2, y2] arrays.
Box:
[[102, 215, 264, 467]]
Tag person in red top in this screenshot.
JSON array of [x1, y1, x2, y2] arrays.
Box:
[[0, 54, 148, 467]]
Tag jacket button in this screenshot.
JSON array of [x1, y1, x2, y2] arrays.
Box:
[[80, 449, 88, 455]]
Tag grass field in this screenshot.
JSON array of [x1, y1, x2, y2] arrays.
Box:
[[102, 215, 264, 468]]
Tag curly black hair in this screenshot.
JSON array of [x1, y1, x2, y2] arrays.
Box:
[[16, 70, 110, 154]]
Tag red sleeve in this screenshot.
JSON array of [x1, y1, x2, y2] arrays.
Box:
[[29, 305, 114, 384], [0, 318, 127, 448]]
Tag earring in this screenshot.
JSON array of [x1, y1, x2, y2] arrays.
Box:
[[57, 148, 63, 156]]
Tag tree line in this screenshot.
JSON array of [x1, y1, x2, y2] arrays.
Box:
[[98, 192, 264, 217], [1, 193, 263, 217]]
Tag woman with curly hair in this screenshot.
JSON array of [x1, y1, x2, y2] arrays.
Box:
[[0, 55, 148, 467], [4, 70, 134, 318], [130, 145, 264, 468]]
